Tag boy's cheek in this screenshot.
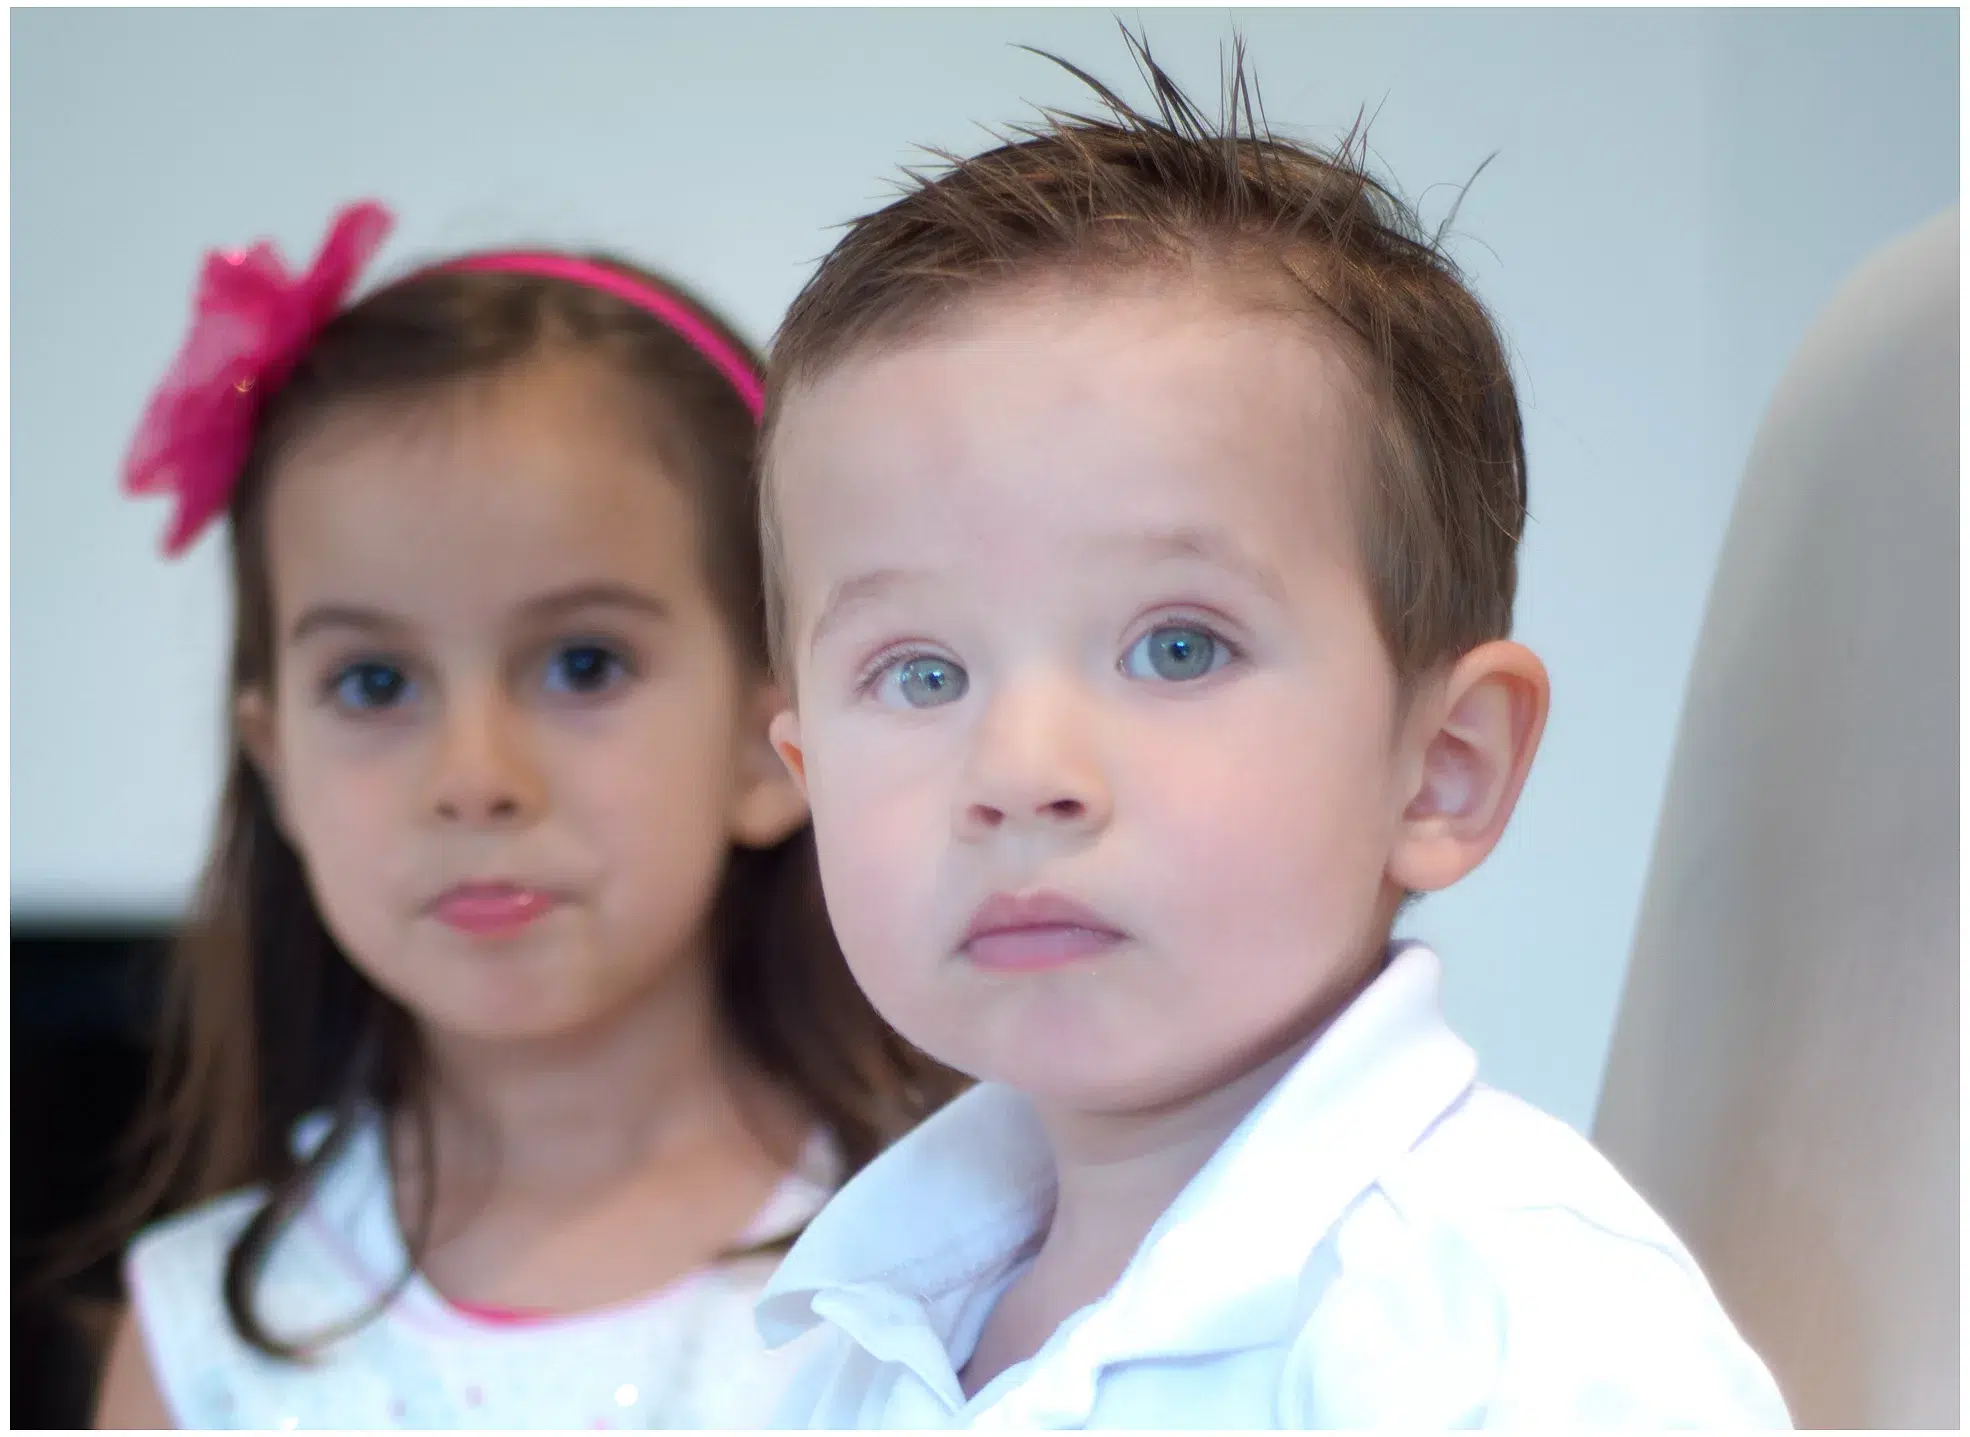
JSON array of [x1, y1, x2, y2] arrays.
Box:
[[807, 724, 946, 819], [815, 800, 952, 965], [820, 793, 939, 903]]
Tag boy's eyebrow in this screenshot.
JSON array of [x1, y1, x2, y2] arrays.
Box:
[[808, 568, 927, 655], [1098, 527, 1292, 604], [289, 584, 669, 645], [802, 530, 1288, 656]]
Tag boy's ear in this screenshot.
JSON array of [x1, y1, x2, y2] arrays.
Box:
[[767, 704, 808, 797], [235, 685, 289, 835], [730, 679, 810, 849], [1387, 640, 1549, 894]]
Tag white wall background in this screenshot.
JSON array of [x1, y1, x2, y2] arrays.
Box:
[[11, 8, 1958, 1131]]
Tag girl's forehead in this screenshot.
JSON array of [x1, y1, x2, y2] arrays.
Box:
[[260, 379, 711, 628]]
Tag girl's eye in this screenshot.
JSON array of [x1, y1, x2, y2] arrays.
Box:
[[544, 643, 628, 696], [875, 654, 969, 710], [330, 661, 413, 712], [1122, 624, 1231, 683]]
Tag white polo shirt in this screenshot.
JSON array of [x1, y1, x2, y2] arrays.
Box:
[[757, 945, 1791, 1428]]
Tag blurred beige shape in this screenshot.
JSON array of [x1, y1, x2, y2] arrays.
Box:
[[1595, 207, 1960, 1429]]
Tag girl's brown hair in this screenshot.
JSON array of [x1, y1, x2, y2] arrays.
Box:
[[96, 256, 960, 1357]]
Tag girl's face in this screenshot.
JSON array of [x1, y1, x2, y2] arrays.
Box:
[[239, 358, 804, 1047]]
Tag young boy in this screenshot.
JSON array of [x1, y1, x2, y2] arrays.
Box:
[[751, 40, 1791, 1429]]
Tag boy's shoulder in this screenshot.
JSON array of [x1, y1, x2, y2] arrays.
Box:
[[1330, 1080, 1731, 1354], [1381, 1082, 1690, 1251], [1282, 1083, 1790, 1426]]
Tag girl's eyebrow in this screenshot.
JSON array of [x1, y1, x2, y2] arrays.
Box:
[[518, 583, 671, 623], [289, 603, 399, 646], [289, 584, 670, 646]]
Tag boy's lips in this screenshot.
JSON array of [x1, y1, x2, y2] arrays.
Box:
[[430, 882, 561, 937], [960, 890, 1127, 972]]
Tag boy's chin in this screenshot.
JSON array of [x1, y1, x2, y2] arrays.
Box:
[[912, 991, 1340, 1125], [942, 1035, 1260, 1121]]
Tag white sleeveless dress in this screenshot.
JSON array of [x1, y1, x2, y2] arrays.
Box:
[[125, 1112, 836, 1429]]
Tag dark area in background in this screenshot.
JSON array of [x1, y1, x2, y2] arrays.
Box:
[[13, 929, 170, 1429]]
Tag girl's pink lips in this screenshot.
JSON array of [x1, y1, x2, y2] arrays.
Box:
[[431, 883, 560, 937], [960, 891, 1127, 973]]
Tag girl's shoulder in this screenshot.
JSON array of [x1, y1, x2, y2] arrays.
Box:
[[122, 1116, 847, 1428], [124, 1184, 267, 1350], [128, 1107, 389, 1296], [123, 1178, 271, 1423], [124, 1110, 399, 1427]]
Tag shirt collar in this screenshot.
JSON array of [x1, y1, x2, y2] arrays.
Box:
[[759, 1082, 1054, 1348], [759, 944, 1477, 1378]]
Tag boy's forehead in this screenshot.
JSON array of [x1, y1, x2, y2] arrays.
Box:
[[770, 274, 1373, 564], [785, 266, 1353, 402]]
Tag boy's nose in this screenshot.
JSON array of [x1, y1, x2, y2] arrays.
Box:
[[956, 676, 1113, 840], [965, 792, 1100, 832]]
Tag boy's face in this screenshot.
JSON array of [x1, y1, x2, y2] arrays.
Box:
[[769, 276, 1423, 1114]]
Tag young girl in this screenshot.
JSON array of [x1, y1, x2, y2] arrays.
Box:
[[91, 201, 957, 1429]]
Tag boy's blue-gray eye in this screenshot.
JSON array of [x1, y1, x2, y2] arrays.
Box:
[[545, 644, 626, 696], [887, 655, 968, 709], [333, 661, 412, 711], [1123, 625, 1225, 682]]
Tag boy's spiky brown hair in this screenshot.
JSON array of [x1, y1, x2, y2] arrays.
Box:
[[762, 29, 1526, 687]]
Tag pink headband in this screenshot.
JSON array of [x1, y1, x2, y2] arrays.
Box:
[[123, 200, 764, 558], [440, 252, 764, 421]]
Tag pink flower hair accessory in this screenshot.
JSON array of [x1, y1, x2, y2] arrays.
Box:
[[122, 200, 394, 556]]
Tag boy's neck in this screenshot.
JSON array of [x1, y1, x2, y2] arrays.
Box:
[[1036, 938, 1394, 1270], [964, 945, 1391, 1397], [963, 1036, 1313, 1397], [1055, 1033, 1309, 1250]]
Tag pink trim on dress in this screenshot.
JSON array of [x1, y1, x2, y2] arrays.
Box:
[[441, 1297, 555, 1327]]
